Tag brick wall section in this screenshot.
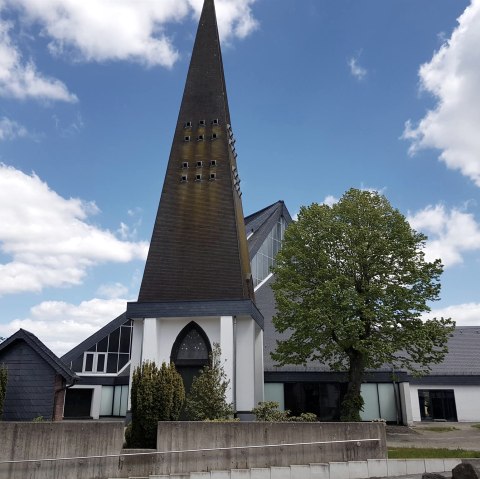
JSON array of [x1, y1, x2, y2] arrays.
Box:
[[53, 374, 65, 421]]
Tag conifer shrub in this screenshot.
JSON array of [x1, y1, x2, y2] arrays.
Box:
[[127, 361, 185, 448], [185, 343, 234, 421], [0, 364, 7, 420]]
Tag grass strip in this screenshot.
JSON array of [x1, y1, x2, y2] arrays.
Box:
[[388, 447, 480, 459], [416, 426, 459, 432]]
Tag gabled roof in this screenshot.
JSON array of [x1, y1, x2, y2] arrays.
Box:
[[245, 201, 293, 258], [0, 329, 76, 382], [62, 312, 127, 364]]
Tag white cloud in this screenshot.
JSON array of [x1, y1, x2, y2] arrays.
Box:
[[5, 0, 258, 69], [0, 116, 28, 141], [96, 282, 129, 299], [427, 302, 480, 326], [188, 0, 258, 41], [0, 164, 148, 295], [322, 195, 338, 207], [0, 19, 77, 102], [348, 55, 367, 80], [408, 203, 480, 267], [0, 298, 129, 355], [403, 0, 480, 186]]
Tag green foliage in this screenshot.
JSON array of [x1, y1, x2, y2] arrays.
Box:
[[271, 188, 455, 421], [185, 343, 234, 421], [127, 361, 185, 448], [0, 364, 7, 420], [251, 401, 317, 422], [32, 416, 45, 422], [252, 401, 289, 421]]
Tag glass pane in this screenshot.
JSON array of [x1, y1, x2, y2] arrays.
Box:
[[264, 383, 285, 411], [97, 336, 109, 352], [118, 354, 129, 371], [120, 386, 129, 416], [108, 328, 120, 352], [119, 327, 131, 353], [107, 353, 118, 373], [84, 353, 94, 372], [378, 383, 398, 422], [96, 353, 106, 372], [100, 386, 114, 416], [112, 386, 122, 416], [176, 329, 209, 360], [360, 384, 380, 420]]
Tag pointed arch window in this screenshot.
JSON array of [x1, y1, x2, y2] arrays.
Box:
[[171, 322, 211, 367]]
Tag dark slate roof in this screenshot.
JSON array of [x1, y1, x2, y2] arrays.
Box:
[[257, 273, 480, 377], [0, 329, 76, 382], [426, 326, 480, 376], [245, 201, 293, 258], [138, 0, 253, 303], [62, 312, 127, 364]]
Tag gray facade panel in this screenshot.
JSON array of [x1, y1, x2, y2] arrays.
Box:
[[0, 342, 56, 421]]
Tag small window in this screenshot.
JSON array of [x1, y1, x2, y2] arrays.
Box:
[[211, 133, 217, 140], [212, 119, 219, 125], [196, 161, 203, 168], [197, 135, 204, 141], [184, 136, 191, 142], [195, 174, 202, 181], [181, 175, 188, 182], [84, 353, 94, 372], [96, 353, 107, 373], [182, 161, 188, 168], [210, 173, 216, 180], [199, 120, 206, 126], [184, 121, 192, 128], [210, 160, 217, 167]]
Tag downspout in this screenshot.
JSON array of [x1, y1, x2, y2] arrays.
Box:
[[233, 316, 237, 413], [392, 366, 400, 424], [53, 375, 78, 421]]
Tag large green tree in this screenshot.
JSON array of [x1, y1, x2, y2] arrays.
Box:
[[271, 188, 455, 421]]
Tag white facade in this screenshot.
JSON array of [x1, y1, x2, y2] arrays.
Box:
[[129, 314, 264, 414], [409, 384, 480, 422]]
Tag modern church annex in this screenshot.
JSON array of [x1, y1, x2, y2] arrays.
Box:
[[55, 0, 480, 425]]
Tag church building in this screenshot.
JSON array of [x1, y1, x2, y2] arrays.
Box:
[[59, 0, 480, 425]]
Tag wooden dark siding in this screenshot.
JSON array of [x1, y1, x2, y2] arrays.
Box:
[[0, 341, 56, 421]]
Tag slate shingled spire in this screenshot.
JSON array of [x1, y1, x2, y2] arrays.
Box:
[[138, 0, 254, 302]]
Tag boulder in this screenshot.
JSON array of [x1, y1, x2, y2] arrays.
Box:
[[452, 463, 480, 479]]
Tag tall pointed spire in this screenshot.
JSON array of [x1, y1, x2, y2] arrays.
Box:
[[138, 0, 253, 302]]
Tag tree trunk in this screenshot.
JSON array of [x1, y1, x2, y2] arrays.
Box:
[[340, 350, 365, 421]]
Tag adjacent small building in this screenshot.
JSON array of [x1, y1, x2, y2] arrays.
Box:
[[0, 329, 76, 421]]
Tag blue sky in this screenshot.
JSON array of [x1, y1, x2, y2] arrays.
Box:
[[1, 0, 479, 354]]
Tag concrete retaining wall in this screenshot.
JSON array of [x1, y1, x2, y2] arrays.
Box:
[[0, 421, 386, 479], [153, 422, 386, 474], [0, 421, 124, 479]]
